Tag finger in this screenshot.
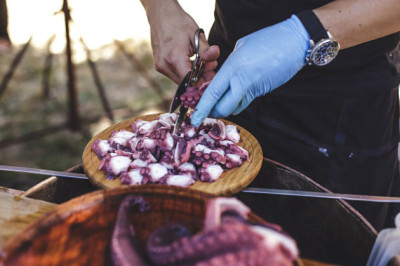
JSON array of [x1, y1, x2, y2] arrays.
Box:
[[165, 52, 192, 84], [203, 60, 218, 72], [196, 71, 215, 85], [232, 96, 251, 115], [201, 69, 216, 82], [210, 76, 244, 118], [154, 52, 185, 84], [196, 61, 218, 84], [201, 45, 220, 62], [191, 64, 232, 127], [197, 33, 210, 57], [197, 31, 219, 61]]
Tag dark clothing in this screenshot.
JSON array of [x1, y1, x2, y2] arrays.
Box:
[[208, 0, 400, 231]]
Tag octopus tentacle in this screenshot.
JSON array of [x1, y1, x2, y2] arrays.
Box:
[[203, 197, 250, 231], [146, 218, 262, 265], [145, 197, 299, 266], [208, 120, 227, 141], [180, 81, 209, 109], [111, 195, 150, 266], [195, 243, 290, 266], [110, 196, 299, 266], [146, 198, 251, 265]]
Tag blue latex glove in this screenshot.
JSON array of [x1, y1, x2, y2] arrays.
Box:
[[191, 15, 310, 127]]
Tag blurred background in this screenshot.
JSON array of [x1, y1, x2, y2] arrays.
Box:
[[0, 0, 215, 190]]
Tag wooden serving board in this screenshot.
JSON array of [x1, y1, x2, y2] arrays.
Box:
[[82, 113, 263, 196], [0, 191, 57, 249]]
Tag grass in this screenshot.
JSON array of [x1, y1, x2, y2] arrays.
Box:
[[0, 39, 176, 190]]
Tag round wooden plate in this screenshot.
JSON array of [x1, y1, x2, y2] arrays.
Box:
[[82, 113, 263, 196], [0, 185, 274, 265]]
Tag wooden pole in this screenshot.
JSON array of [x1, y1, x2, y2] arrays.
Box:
[[79, 37, 114, 122], [62, 0, 80, 131], [114, 40, 170, 111], [0, 37, 31, 99], [41, 35, 56, 99]]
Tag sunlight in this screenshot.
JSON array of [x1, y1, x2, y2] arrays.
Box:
[[6, 0, 215, 53]]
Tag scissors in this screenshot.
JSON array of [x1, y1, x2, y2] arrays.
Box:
[[170, 28, 205, 135]]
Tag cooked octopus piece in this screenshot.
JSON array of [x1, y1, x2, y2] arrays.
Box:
[[92, 111, 249, 187]]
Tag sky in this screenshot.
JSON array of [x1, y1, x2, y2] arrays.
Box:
[[6, 0, 215, 52]]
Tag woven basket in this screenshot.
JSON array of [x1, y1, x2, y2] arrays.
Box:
[[0, 185, 272, 265]]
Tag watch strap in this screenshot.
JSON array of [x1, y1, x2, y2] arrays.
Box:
[[296, 10, 328, 43]]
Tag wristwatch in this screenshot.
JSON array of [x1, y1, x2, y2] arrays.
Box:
[[296, 10, 340, 66]]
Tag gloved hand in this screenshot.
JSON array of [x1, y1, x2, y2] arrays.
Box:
[[191, 15, 310, 127]]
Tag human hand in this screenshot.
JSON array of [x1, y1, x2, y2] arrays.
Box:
[[191, 15, 310, 127], [144, 1, 219, 84]]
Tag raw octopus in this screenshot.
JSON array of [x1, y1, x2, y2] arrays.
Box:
[[91, 111, 249, 187], [110, 196, 299, 266], [180, 81, 209, 109]]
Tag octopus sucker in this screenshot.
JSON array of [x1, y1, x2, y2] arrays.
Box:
[[146, 219, 263, 265], [146, 223, 193, 264], [208, 120, 227, 141], [110, 195, 150, 266], [180, 81, 209, 109]]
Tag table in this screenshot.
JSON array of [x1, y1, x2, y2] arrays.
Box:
[[0, 189, 57, 248]]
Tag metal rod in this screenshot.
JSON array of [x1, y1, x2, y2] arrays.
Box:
[[242, 187, 400, 203], [0, 165, 88, 180]]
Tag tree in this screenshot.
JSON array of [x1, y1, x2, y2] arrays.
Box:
[[0, 0, 11, 49]]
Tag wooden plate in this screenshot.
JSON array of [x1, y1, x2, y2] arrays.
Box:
[[82, 113, 263, 196], [0, 185, 274, 265]]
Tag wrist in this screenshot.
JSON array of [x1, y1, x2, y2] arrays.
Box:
[[295, 10, 340, 66], [141, 0, 183, 25], [140, 0, 178, 11]]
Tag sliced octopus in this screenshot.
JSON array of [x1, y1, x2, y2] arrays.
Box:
[[91, 111, 249, 187]]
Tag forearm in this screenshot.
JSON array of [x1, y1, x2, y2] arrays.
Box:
[[140, 0, 186, 25], [314, 0, 400, 49]]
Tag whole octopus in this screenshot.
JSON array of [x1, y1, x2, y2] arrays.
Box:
[[110, 196, 299, 266], [91, 100, 249, 187]]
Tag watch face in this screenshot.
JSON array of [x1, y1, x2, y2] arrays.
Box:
[[310, 39, 340, 66]]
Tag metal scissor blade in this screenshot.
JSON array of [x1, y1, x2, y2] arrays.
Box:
[[169, 71, 191, 113], [173, 105, 189, 135], [170, 28, 205, 134]]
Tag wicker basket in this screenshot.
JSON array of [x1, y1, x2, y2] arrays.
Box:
[[0, 185, 275, 265]]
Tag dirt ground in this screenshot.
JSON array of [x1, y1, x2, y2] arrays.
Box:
[[0, 39, 176, 190]]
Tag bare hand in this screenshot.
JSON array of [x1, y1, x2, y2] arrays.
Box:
[[143, 1, 219, 84]]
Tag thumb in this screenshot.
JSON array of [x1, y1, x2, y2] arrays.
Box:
[[198, 33, 220, 62], [201, 45, 220, 63]]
